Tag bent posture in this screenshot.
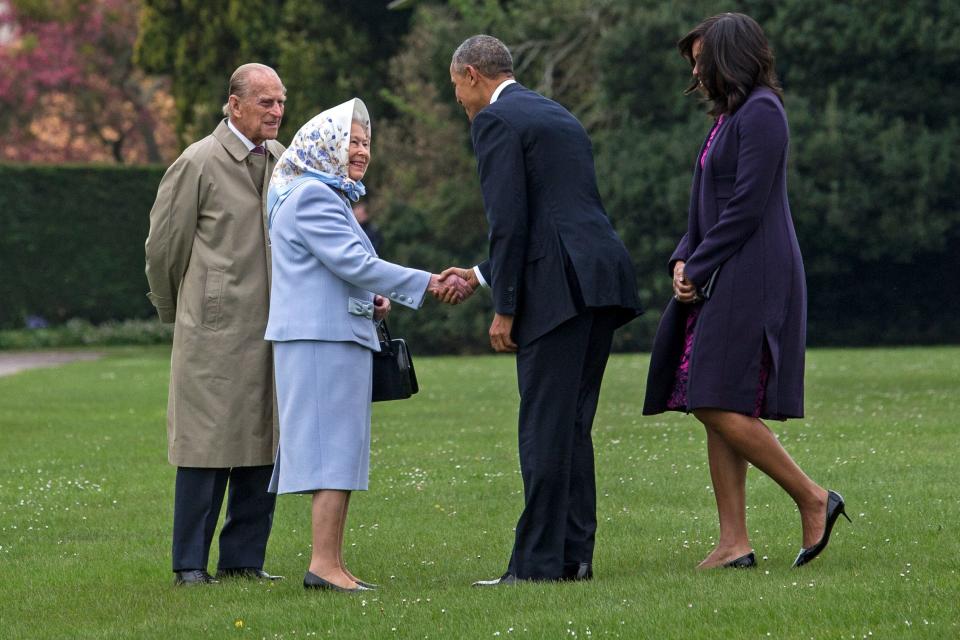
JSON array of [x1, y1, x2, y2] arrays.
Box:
[[444, 35, 642, 585]]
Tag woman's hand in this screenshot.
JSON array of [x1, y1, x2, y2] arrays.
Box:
[[427, 273, 471, 304], [373, 295, 391, 321], [672, 261, 700, 304]]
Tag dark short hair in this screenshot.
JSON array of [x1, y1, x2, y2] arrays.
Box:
[[451, 34, 514, 78], [678, 13, 783, 116]]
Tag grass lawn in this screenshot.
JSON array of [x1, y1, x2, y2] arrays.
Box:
[[0, 345, 957, 639]]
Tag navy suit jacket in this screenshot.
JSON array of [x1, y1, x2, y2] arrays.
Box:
[[472, 83, 641, 346]]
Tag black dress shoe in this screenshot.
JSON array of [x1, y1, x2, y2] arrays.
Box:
[[216, 568, 284, 581], [561, 562, 593, 581], [173, 569, 218, 586], [793, 490, 851, 568], [303, 571, 370, 593], [472, 572, 524, 587], [722, 552, 757, 569]]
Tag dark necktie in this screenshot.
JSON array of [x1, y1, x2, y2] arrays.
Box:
[[247, 146, 267, 194]]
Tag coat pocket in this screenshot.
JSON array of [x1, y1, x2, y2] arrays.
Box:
[[201, 268, 224, 331], [347, 296, 375, 341]]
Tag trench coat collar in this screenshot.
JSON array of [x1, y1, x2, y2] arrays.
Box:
[[214, 119, 284, 162]]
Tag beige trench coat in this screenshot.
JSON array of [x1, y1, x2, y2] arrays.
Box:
[[145, 120, 283, 467]]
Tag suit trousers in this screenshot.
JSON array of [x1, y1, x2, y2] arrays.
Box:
[[507, 309, 619, 580], [172, 465, 276, 572]]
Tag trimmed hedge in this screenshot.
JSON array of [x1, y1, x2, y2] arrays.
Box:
[[0, 164, 164, 330], [0, 318, 173, 350], [1, 163, 958, 350]]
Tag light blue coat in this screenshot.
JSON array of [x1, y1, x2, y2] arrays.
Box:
[[265, 180, 430, 348]]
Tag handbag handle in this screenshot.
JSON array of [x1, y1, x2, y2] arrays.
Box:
[[376, 318, 393, 343]]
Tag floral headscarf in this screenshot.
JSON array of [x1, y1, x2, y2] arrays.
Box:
[[267, 98, 371, 222]]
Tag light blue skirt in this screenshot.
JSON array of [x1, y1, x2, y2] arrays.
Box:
[[269, 340, 372, 493]]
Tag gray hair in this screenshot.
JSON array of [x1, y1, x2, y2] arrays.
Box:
[[451, 35, 514, 78], [221, 63, 283, 116]]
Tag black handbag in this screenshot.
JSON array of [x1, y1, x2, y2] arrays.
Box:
[[371, 320, 419, 402]]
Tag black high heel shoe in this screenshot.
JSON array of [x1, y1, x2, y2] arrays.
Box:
[[793, 490, 851, 568], [723, 552, 756, 568], [303, 571, 371, 592]]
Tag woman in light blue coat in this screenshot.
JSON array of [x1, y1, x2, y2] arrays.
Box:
[[265, 98, 464, 592]]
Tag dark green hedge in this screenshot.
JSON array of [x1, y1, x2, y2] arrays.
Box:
[[1, 161, 958, 350], [0, 164, 164, 330]]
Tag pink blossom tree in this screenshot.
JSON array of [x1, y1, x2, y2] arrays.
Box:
[[0, 0, 176, 164]]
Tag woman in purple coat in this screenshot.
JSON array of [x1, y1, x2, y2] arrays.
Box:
[[643, 13, 849, 569]]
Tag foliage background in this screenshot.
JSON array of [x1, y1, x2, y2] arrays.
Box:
[[1, 0, 958, 349]]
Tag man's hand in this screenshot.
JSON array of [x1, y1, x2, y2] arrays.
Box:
[[440, 266, 479, 290], [489, 313, 517, 353], [373, 295, 391, 321], [428, 268, 477, 305], [428, 273, 467, 304], [672, 260, 699, 304], [438, 266, 479, 304]]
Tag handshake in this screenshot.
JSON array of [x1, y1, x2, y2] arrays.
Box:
[[427, 266, 479, 305]]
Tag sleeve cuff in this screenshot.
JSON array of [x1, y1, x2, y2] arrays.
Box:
[[473, 265, 489, 288], [147, 292, 176, 324]]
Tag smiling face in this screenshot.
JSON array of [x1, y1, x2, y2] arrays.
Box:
[[691, 38, 705, 93], [348, 121, 371, 181], [228, 71, 286, 145], [449, 64, 488, 122]]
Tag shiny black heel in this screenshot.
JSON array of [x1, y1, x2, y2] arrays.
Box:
[[793, 490, 850, 568], [723, 552, 756, 568]]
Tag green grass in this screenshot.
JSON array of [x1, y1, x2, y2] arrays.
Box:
[[1, 346, 958, 639]]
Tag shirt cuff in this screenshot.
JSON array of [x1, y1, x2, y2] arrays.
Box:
[[473, 265, 488, 288]]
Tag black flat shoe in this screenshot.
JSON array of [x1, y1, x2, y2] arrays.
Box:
[[173, 569, 218, 586], [472, 572, 524, 587], [303, 571, 370, 592], [353, 580, 378, 590], [560, 562, 593, 581], [793, 490, 851, 568], [722, 552, 756, 569], [216, 568, 284, 581]]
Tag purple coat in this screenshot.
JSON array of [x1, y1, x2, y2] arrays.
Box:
[[643, 87, 806, 420]]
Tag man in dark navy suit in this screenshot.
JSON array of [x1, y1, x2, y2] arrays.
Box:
[[442, 35, 642, 585]]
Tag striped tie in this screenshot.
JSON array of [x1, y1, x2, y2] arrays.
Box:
[[251, 145, 266, 156]]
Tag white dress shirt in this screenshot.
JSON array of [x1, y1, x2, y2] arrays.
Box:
[[227, 119, 257, 152]]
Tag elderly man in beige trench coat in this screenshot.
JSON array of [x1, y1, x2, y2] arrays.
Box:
[[145, 63, 286, 586]]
